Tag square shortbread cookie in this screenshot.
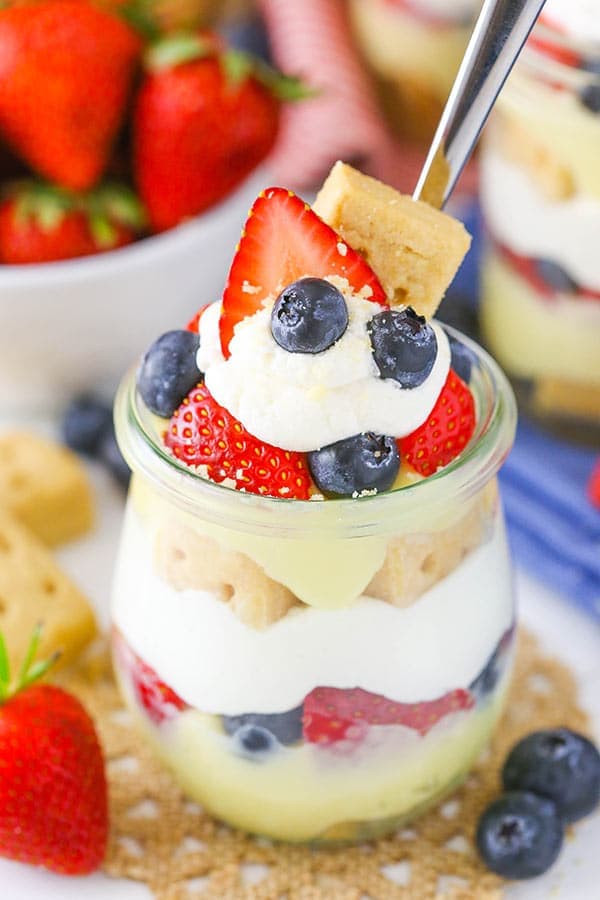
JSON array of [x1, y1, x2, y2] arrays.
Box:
[[0, 431, 94, 546], [314, 161, 471, 318], [0, 508, 97, 672]]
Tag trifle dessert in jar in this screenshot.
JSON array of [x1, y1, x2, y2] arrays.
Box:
[[349, 0, 482, 142], [480, 0, 600, 438], [112, 162, 517, 843]]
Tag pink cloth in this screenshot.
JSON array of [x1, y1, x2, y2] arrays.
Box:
[[259, 0, 478, 197]]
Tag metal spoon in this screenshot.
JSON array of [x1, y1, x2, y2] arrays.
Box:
[[413, 0, 547, 209]]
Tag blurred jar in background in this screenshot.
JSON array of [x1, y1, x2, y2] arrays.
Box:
[[479, 0, 600, 441], [348, 0, 482, 142]]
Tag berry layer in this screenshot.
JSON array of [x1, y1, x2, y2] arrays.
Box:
[[114, 647, 510, 843], [197, 285, 450, 453], [112, 499, 513, 715]]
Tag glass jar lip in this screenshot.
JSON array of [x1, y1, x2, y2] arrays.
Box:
[[115, 325, 517, 537]]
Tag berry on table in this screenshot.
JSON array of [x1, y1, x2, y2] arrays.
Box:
[[368, 307, 437, 389], [308, 432, 400, 497], [222, 705, 303, 746], [502, 728, 600, 823], [476, 791, 563, 879], [271, 277, 348, 354], [137, 329, 202, 418], [62, 394, 112, 455]]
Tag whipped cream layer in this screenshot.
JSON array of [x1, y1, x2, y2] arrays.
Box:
[[112, 507, 513, 715], [481, 151, 600, 292], [198, 283, 450, 453], [542, 0, 600, 44]]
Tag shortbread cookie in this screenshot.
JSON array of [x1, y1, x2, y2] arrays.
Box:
[[533, 376, 600, 423], [496, 113, 575, 202], [155, 523, 299, 629], [0, 508, 97, 671], [366, 488, 493, 607], [0, 431, 94, 546], [314, 162, 471, 318]]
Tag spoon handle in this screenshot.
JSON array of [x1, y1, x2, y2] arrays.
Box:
[[413, 0, 547, 209]]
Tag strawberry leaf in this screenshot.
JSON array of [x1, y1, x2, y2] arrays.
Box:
[[145, 32, 216, 72], [0, 633, 10, 700], [17, 621, 41, 687], [222, 50, 315, 101]]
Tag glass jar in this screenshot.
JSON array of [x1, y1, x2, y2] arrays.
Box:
[[111, 328, 517, 844], [349, 0, 482, 142], [480, 21, 600, 442]]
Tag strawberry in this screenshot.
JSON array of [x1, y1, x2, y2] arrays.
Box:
[[219, 187, 387, 357], [0, 0, 141, 191], [133, 32, 307, 232], [0, 180, 146, 264], [113, 630, 187, 725], [588, 459, 600, 510], [186, 303, 209, 333], [303, 685, 474, 745], [0, 627, 107, 875], [165, 382, 313, 500], [400, 369, 476, 477]]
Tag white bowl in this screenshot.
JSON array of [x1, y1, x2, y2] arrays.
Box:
[[0, 167, 272, 414]]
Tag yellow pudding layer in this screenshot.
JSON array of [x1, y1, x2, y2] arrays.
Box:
[[349, 0, 471, 98], [481, 252, 600, 386], [119, 674, 508, 843], [500, 77, 600, 200]]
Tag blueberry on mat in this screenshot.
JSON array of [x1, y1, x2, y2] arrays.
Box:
[[137, 330, 202, 418], [535, 259, 578, 294], [308, 433, 400, 498], [476, 791, 563, 879], [62, 394, 112, 456], [271, 277, 348, 354], [222, 705, 303, 746], [368, 307, 437, 389], [502, 728, 600, 823]]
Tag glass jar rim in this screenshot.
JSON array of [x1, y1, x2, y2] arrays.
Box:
[[114, 325, 517, 538]]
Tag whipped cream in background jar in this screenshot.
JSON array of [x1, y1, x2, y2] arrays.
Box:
[[349, 0, 482, 142], [111, 328, 516, 844], [479, 0, 600, 441]]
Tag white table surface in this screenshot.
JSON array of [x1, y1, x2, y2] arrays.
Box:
[[0, 457, 599, 898]]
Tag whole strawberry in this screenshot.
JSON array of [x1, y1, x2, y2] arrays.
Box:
[[0, 627, 108, 874], [0, 180, 146, 264], [0, 0, 141, 191], [133, 32, 307, 232]]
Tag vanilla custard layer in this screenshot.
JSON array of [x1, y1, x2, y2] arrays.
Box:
[[481, 252, 600, 386], [112, 498, 513, 715], [116, 667, 508, 843]]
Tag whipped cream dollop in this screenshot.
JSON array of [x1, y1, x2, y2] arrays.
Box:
[[197, 279, 450, 453], [481, 151, 600, 292], [542, 0, 600, 45]]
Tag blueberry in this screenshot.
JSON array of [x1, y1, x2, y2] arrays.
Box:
[[222, 705, 303, 746], [271, 277, 348, 354], [99, 427, 130, 489], [582, 58, 600, 76], [449, 337, 473, 384], [436, 294, 479, 340], [535, 259, 578, 294], [62, 395, 112, 456], [469, 629, 513, 700], [580, 82, 600, 114], [476, 791, 563, 879], [234, 724, 276, 758], [137, 330, 202, 418], [308, 432, 400, 497], [368, 307, 437, 388], [502, 728, 600, 823]]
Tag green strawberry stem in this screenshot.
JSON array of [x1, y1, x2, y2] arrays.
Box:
[[0, 624, 60, 704]]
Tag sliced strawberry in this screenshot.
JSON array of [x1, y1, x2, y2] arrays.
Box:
[[303, 686, 474, 744], [186, 304, 209, 333], [219, 187, 387, 357], [114, 632, 187, 726], [400, 369, 476, 477], [164, 382, 313, 499]]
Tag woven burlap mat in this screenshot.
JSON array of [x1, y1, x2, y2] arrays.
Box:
[[61, 631, 590, 900]]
